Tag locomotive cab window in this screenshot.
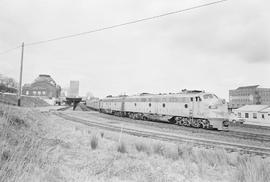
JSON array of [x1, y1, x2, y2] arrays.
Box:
[[203, 94, 214, 99], [190, 97, 193, 102], [184, 104, 188, 108]]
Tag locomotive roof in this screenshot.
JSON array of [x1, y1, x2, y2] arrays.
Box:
[[103, 91, 209, 100]]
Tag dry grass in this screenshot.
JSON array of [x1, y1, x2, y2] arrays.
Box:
[[117, 141, 127, 153], [234, 156, 270, 182], [1, 104, 270, 182], [0, 93, 49, 107], [134, 142, 149, 154], [90, 135, 99, 150], [152, 142, 164, 155]]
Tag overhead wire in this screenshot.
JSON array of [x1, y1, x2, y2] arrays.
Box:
[[0, 45, 21, 55], [0, 0, 228, 54]]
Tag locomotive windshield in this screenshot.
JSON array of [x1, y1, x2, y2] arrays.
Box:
[[203, 94, 217, 99]]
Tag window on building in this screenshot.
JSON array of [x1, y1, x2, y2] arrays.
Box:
[[253, 113, 257, 119], [184, 104, 188, 108], [245, 113, 249, 118], [42, 91, 46, 95], [190, 97, 193, 102], [262, 114, 265, 119], [26, 91, 29, 95], [162, 103, 165, 108], [238, 112, 241, 118], [33, 91, 36, 95], [38, 91, 41, 95]]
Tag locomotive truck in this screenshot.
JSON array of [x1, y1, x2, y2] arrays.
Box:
[[86, 90, 229, 131]]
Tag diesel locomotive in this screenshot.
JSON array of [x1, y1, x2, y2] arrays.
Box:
[[86, 90, 229, 131]]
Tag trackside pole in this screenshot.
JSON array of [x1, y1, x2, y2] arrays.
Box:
[[18, 42, 24, 106]]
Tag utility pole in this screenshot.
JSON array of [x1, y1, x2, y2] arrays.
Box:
[[17, 42, 24, 106]]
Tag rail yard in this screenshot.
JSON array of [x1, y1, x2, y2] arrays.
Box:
[[51, 104, 270, 157], [1, 0, 270, 180]]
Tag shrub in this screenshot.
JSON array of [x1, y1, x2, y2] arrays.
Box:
[[90, 135, 99, 150]]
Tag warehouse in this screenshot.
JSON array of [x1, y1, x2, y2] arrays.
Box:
[[233, 105, 270, 126]]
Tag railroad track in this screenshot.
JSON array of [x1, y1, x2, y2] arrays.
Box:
[[53, 112, 270, 157], [83, 110, 270, 144], [223, 130, 270, 143]]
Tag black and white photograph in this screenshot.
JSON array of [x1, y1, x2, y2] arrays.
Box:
[[0, 0, 270, 181]]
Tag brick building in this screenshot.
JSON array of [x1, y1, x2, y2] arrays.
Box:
[[22, 74, 61, 98], [229, 85, 270, 109]]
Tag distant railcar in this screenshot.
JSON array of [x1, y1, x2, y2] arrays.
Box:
[[86, 91, 229, 131], [86, 99, 100, 111]]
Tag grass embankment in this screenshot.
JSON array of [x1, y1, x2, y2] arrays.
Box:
[[0, 104, 270, 182], [0, 93, 49, 107]]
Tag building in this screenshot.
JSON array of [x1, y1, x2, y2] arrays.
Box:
[[229, 85, 270, 109], [22, 74, 61, 98], [67, 80, 79, 98], [233, 105, 270, 126]]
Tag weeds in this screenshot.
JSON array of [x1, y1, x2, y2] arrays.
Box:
[[152, 143, 164, 155], [233, 156, 270, 182], [1, 150, 10, 161], [135, 142, 149, 153], [163, 146, 179, 160], [1, 104, 269, 182], [90, 135, 99, 150], [117, 142, 127, 153]]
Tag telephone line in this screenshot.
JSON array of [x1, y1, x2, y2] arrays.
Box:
[[0, 0, 228, 54]]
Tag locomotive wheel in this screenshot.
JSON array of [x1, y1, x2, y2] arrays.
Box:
[[201, 119, 210, 129], [183, 118, 190, 126], [129, 113, 134, 119], [169, 117, 177, 124], [191, 119, 200, 128]]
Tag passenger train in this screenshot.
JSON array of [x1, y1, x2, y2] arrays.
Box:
[[86, 90, 229, 131]]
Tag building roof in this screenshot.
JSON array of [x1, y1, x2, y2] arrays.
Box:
[[234, 105, 269, 112], [33, 74, 56, 86], [236, 85, 259, 90], [261, 107, 270, 113]]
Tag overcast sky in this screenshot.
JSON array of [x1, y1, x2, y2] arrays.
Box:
[[0, 0, 269, 99]]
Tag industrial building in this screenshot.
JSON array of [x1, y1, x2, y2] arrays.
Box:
[[68, 80, 79, 97], [233, 105, 270, 126], [22, 74, 61, 98], [229, 85, 270, 109]]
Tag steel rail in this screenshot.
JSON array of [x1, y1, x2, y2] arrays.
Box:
[[53, 112, 270, 156], [83, 108, 270, 143]]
